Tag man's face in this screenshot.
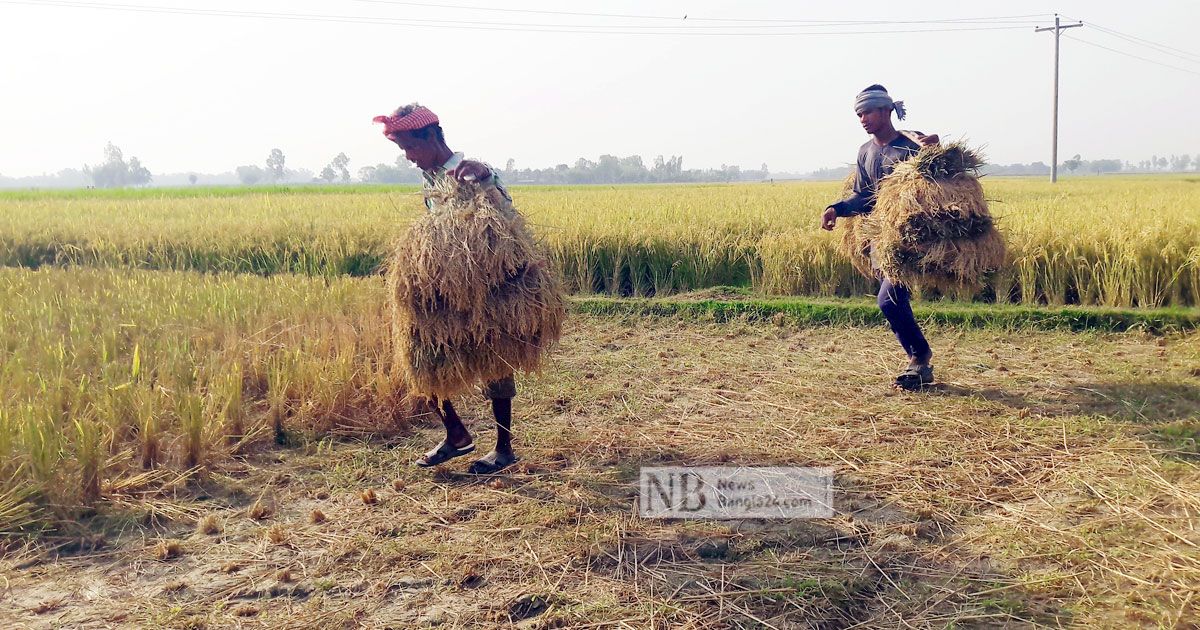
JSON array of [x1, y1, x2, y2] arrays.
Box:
[[858, 107, 891, 135], [390, 131, 439, 171]]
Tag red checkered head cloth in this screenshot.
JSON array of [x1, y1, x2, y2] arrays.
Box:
[[373, 105, 439, 138]]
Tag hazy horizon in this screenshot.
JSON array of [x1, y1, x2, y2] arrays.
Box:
[[2, 0, 1198, 178]]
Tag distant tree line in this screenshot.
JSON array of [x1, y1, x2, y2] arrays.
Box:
[[234, 148, 298, 185], [495, 155, 769, 185], [1135, 154, 1198, 172], [78, 142, 153, 188], [5, 147, 1200, 190], [357, 158, 424, 184]]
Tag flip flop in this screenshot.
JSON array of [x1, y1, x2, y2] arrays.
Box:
[[467, 451, 519, 475], [894, 365, 934, 391], [415, 440, 476, 468]]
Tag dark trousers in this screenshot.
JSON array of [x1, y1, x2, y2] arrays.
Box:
[[877, 277, 931, 359], [481, 374, 516, 400]]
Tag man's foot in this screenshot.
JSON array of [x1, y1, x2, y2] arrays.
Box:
[[909, 350, 933, 369], [893, 364, 934, 391], [468, 450, 519, 475], [415, 439, 475, 468]]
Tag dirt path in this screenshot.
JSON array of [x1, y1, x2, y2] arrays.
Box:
[[3, 317, 1198, 628]]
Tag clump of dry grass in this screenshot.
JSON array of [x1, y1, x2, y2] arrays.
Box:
[[248, 499, 273, 521], [152, 539, 183, 560], [860, 142, 1006, 292], [309, 508, 327, 524], [30, 598, 66, 614], [196, 513, 222, 535], [387, 177, 566, 400], [391, 478, 406, 492], [266, 523, 289, 545], [360, 488, 378, 505]]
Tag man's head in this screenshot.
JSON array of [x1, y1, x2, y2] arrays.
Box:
[[373, 104, 450, 171], [854, 84, 905, 137]]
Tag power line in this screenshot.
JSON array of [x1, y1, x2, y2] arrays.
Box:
[[1086, 25, 1200, 63], [1064, 34, 1200, 77], [1061, 15, 1200, 62], [348, 1, 1049, 26], [0, 0, 1041, 36]]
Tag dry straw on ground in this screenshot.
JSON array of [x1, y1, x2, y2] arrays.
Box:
[[2, 317, 1197, 627], [855, 142, 1007, 292], [387, 176, 566, 400], [151, 539, 182, 561]]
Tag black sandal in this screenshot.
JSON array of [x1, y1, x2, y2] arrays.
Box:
[[467, 451, 519, 475], [894, 365, 934, 391], [415, 440, 476, 467]]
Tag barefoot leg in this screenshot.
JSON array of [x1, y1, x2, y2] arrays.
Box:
[[440, 400, 472, 449], [470, 377, 519, 474]]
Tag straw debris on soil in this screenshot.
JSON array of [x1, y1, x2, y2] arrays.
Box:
[[3, 316, 1196, 628]]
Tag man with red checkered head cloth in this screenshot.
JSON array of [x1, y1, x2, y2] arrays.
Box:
[[374, 103, 519, 475]]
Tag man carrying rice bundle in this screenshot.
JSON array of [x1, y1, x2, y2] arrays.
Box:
[[821, 85, 940, 391], [375, 103, 563, 474]]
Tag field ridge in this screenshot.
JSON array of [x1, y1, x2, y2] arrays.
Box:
[[574, 289, 1200, 333]]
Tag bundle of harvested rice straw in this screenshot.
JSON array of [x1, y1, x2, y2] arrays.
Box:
[[387, 177, 566, 400], [849, 142, 1006, 292], [835, 174, 875, 281]]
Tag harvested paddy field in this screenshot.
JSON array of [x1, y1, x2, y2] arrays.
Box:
[[3, 303, 1197, 628]]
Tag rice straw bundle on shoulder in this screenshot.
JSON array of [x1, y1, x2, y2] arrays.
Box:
[[860, 142, 1006, 292], [387, 176, 566, 400]]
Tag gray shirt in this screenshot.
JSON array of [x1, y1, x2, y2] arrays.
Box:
[[830, 133, 922, 217]]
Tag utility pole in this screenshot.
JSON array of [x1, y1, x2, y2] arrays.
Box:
[[1036, 14, 1083, 183]]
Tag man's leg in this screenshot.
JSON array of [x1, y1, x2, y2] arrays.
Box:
[[469, 375, 518, 474], [877, 277, 933, 372], [439, 400, 473, 448], [491, 397, 513, 455], [415, 398, 475, 467], [877, 277, 932, 362]]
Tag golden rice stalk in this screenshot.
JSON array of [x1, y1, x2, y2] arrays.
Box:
[[0, 479, 40, 535], [387, 177, 566, 400], [863, 143, 1006, 292], [73, 416, 106, 506]]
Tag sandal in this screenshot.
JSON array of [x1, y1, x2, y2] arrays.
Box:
[[894, 365, 934, 391], [415, 439, 475, 468], [467, 451, 519, 475]]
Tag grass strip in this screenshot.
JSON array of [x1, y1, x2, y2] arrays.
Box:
[[572, 288, 1200, 333]]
